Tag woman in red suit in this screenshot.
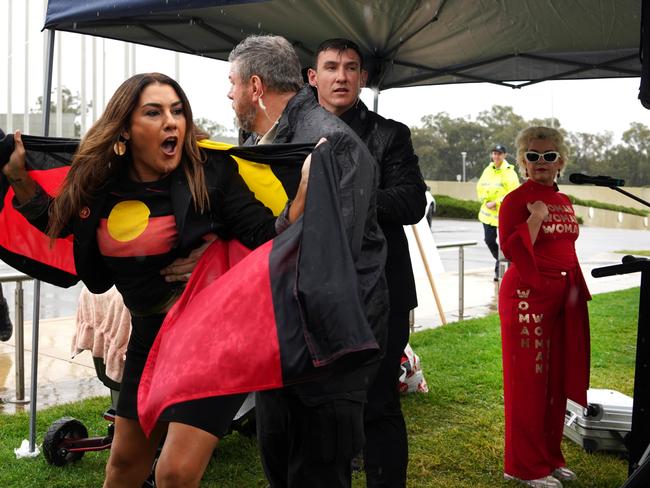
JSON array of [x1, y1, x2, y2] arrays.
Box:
[[498, 126, 591, 487]]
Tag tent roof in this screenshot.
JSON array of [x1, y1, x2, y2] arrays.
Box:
[[44, 0, 642, 91]]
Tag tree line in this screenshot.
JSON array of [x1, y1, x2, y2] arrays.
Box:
[[410, 105, 650, 187], [33, 91, 649, 187]]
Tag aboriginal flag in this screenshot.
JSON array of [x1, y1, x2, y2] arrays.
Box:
[[0, 130, 308, 281], [138, 142, 380, 434], [0, 130, 382, 436], [0, 131, 78, 286]]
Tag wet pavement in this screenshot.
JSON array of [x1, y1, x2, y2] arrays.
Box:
[[0, 220, 645, 414], [0, 316, 105, 415], [413, 219, 644, 329]]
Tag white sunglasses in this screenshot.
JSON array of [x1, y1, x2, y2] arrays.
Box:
[[525, 151, 560, 164]]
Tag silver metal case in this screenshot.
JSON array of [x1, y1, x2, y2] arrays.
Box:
[[563, 388, 632, 454]]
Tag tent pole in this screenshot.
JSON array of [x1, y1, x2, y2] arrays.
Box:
[[27, 27, 55, 455], [42, 31, 55, 134], [7, 0, 13, 133]]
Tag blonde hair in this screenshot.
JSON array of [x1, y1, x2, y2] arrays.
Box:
[[48, 73, 208, 240], [514, 126, 569, 178]]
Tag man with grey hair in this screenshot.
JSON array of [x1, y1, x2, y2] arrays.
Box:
[[228, 34, 388, 488]]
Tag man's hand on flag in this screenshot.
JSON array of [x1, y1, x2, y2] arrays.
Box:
[[160, 234, 218, 282]]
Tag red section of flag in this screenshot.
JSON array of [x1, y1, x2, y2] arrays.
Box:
[[0, 167, 76, 275], [137, 239, 283, 435], [97, 215, 177, 257]]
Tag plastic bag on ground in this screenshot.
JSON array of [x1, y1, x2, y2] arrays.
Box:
[[398, 343, 429, 394]]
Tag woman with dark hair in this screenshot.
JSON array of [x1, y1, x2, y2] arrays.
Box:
[[3, 72, 306, 488], [498, 126, 590, 488]]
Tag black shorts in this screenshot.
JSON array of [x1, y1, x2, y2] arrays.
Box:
[[116, 313, 246, 438]]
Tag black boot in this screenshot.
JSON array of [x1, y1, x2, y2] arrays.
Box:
[[0, 292, 12, 342]]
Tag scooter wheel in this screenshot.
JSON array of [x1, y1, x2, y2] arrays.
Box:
[[43, 416, 89, 466]]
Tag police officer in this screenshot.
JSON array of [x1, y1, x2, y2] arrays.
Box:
[[476, 144, 519, 281]]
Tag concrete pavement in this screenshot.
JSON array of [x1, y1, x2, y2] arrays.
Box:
[[0, 316, 105, 414], [412, 219, 643, 329]]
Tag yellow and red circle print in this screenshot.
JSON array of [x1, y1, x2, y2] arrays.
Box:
[[98, 200, 176, 257], [107, 200, 150, 241]]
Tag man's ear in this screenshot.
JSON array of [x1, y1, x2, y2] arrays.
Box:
[[307, 68, 318, 87], [250, 75, 265, 103], [360, 69, 368, 89]]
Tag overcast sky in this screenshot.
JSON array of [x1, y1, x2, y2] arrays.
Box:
[[1, 0, 648, 142]]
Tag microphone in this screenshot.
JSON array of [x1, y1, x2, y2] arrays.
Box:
[[569, 173, 625, 187]]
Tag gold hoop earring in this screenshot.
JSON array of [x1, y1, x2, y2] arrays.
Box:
[[113, 135, 127, 156]]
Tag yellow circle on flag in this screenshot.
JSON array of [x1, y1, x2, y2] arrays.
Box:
[[107, 200, 150, 242]]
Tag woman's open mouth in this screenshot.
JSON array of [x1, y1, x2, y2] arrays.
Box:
[[161, 137, 178, 156]]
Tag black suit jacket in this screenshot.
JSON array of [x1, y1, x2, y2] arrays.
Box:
[[341, 100, 427, 312], [247, 86, 389, 400]]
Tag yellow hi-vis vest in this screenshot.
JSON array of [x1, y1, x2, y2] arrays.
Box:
[[476, 161, 520, 226]]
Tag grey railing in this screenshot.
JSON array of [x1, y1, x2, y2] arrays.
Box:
[[436, 240, 478, 320], [0, 273, 33, 404]]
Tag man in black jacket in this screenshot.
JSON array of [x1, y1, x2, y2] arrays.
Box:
[[308, 38, 427, 488], [228, 34, 389, 488]]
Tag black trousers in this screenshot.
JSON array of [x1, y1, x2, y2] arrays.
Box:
[[256, 388, 366, 488], [482, 223, 500, 278], [363, 307, 410, 488]]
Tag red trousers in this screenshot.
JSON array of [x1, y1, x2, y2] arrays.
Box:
[[499, 267, 589, 480]]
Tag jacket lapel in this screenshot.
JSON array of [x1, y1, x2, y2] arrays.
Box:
[[340, 100, 369, 138], [170, 166, 192, 243], [73, 180, 111, 242]]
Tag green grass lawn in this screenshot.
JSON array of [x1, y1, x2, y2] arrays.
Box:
[[0, 288, 640, 487], [614, 250, 650, 257]]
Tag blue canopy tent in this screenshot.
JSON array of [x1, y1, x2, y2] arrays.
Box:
[[19, 1, 646, 482], [43, 0, 642, 92]]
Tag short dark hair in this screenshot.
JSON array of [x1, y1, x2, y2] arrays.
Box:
[[313, 38, 364, 69]]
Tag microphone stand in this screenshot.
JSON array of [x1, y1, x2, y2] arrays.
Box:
[[607, 185, 650, 208], [589, 187, 650, 488]]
